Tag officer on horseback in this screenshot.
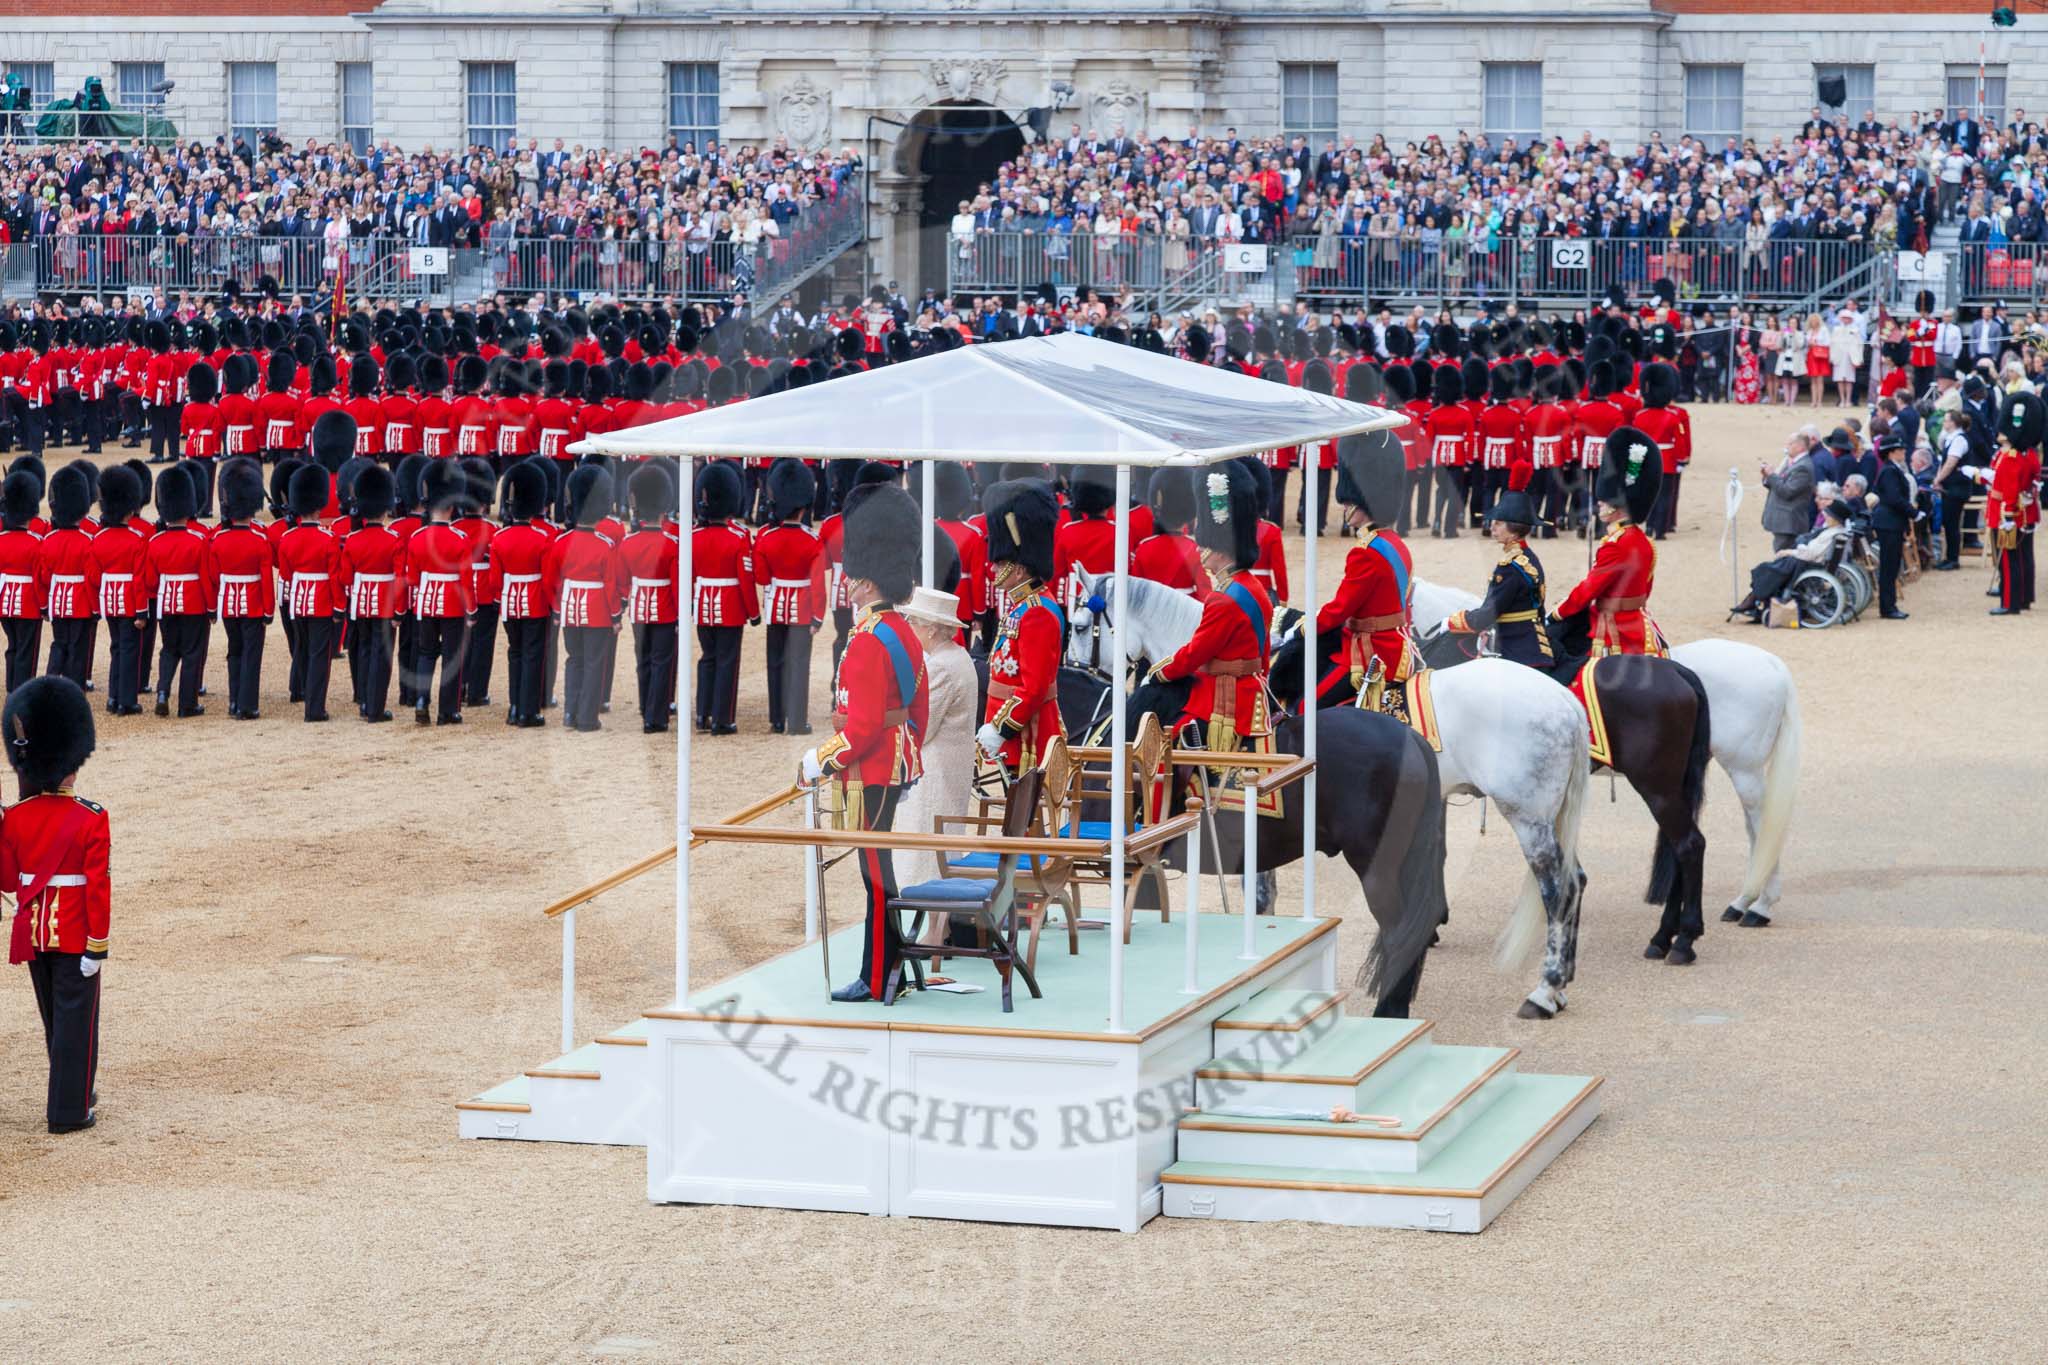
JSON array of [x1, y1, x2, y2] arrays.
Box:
[[1314, 421, 1415, 721], [1150, 460, 1272, 752], [976, 478, 1067, 773], [1443, 462, 1555, 669], [1551, 427, 1668, 660]]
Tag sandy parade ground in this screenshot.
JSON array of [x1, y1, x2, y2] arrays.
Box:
[[0, 400, 2040, 1363]]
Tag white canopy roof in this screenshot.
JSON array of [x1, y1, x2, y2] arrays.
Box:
[[571, 331, 1404, 467]]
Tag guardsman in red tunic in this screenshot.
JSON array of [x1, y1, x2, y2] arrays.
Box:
[[142, 319, 180, 461], [544, 464, 624, 732], [620, 463, 681, 734], [452, 458, 502, 707], [142, 463, 212, 717], [1314, 430, 1415, 719], [1423, 360, 1473, 537], [1633, 360, 1691, 539], [819, 462, 898, 668], [799, 482, 927, 1005], [976, 479, 1064, 773], [178, 361, 225, 518], [753, 458, 824, 735], [257, 350, 302, 461], [205, 459, 274, 719], [1906, 289, 1938, 394], [0, 470, 44, 688], [532, 360, 583, 474], [1132, 470, 1206, 596], [37, 465, 98, 688], [931, 462, 990, 634], [89, 464, 149, 715], [1981, 390, 2041, 615], [488, 462, 555, 727], [217, 353, 261, 463], [414, 355, 453, 460], [1054, 467, 1141, 613], [337, 463, 402, 721], [688, 461, 756, 734], [1571, 360, 1626, 535], [1235, 458, 1290, 605], [343, 356, 386, 462], [1153, 461, 1272, 754], [380, 354, 420, 461], [1522, 362, 1573, 534], [3, 676, 110, 1133], [1553, 427, 1667, 659], [1477, 364, 1525, 521], [404, 459, 477, 727], [451, 355, 496, 463]]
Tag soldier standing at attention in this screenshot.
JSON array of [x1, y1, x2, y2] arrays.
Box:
[[277, 465, 342, 722], [404, 460, 477, 727], [486, 462, 554, 728], [338, 464, 403, 722], [545, 465, 624, 732], [3, 675, 110, 1133], [800, 482, 927, 1005], [619, 463, 681, 734], [206, 459, 275, 719], [690, 461, 756, 735], [1552, 429, 1667, 658], [752, 458, 824, 736]]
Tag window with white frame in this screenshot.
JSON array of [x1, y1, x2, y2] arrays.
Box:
[[1946, 66, 2005, 128], [116, 62, 166, 113], [340, 62, 373, 154], [228, 62, 277, 150], [1814, 63, 1875, 125], [1280, 63, 1338, 148], [1683, 65, 1744, 147], [5, 63, 53, 111], [465, 62, 516, 152], [667, 62, 719, 150], [1482, 63, 1542, 146]]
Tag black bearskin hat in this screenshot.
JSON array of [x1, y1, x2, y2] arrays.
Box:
[[503, 462, 548, 523], [308, 353, 337, 397], [393, 455, 429, 514], [268, 458, 303, 517], [311, 410, 357, 470], [631, 462, 677, 522], [418, 353, 448, 394], [1597, 427, 1663, 525], [933, 462, 974, 520], [1640, 360, 1679, 409], [1151, 466, 1197, 533], [97, 463, 144, 528], [1302, 359, 1334, 397], [1192, 460, 1260, 571], [1069, 465, 1116, 517], [47, 464, 90, 530], [1335, 421, 1406, 528], [1460, 356, 1489, 404], [457, 354, 488, 395], [218, 457, 266, 523], [1259, 358, 1287, 385], [1430, 363, 1463, 407], [1345, 361, 1383, 404], [2, 676, 94, 793], [335, 456, 373, 514], [266, 349, 298, 394], [1183, 324, 1212, 364], [984, 478, 1058, 584], [1586, 359, 1615, 401], [288, 464, 330, 520], [697, 460, 743, 522], [155, 463, 198, 525], [839, 483, 920, 604], [1489, 364, 1515, 404], [8, 455, 44, 498], [421, 458, 462, 515], [1998, 389, 2047, 450], [185, 361, 219, 405], [1382, 363, 1415, 406], [458, 457, 496, 516], [221, 352, 256, 396], [353, 463, 396, 520], [351, 355, 381, 399], [765, 458, 814, 521], [0, 470, 36, 530], [706, 365, 738, 405], [1237, 454, 1272, 514]]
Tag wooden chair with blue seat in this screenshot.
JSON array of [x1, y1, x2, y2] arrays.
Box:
[[893, 768, 1046, 1012], [935, 737, 1080, 971], [1064, 710, 1174, 944]]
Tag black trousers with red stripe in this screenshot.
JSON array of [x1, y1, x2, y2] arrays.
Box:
[[222, 616, 267, 716], [852, 783, 905, 996], [4, 617, 42, 694], [27, 952, 101, 1129], [45, 617, 95, 687], [2000, 528, 2037, 611]]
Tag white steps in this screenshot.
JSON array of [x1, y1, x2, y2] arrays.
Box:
[[456, 1018, 654, 1145]]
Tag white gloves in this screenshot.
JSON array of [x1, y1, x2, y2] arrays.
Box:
[[799, 749, 824, 783], [976, 723, 1004, 758], [1960, 464, 1982, 482], [80, 958, 100, 978]]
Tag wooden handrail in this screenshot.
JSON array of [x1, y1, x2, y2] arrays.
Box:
[[1256, 757, 1318, 795], [1122, 810, 1203, 858], [541, 783, 805, 918], [1068, 744, 1300, 771], [689, 826, 1110, 858]]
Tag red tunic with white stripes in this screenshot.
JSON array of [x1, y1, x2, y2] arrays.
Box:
[[338, 523, 404, 618], [36, 527, 97, 619], [208, 523, 276, 618], [690, 522, 757, 626], [144, 524, 213, 615], [276, 522, 343, 617], [619, 523, 681, 625], [405, 522, 476, 618], [487, 523, 554, 620], [545, 527, 623, 628], [752, 522, 825, 625], [91, 522, 149, 618]]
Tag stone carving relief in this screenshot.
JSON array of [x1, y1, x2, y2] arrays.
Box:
[[926, 57, 1008, 105], [1091, 78, 1146, 135], [775, 75, 833, 149]]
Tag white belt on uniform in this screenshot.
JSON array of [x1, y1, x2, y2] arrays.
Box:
[[100, 573, 132, 582], [419, 572, 460, 583], [635, 578, 675, 590], [49, 574, 85, 584], [159, 573, 197, 582], [292, 572, 330, 584], [564, 579, 604, 590], [20, 873, 85, 887], [220, 574, 260, 583], [768, 578, 806, 589], [470, 562, 490, 573], [503, 573, 540, 584], [694, 578, 737, 588]]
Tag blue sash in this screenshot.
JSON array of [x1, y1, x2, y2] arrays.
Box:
[[870, 619, 922, 737], [1223, 579, 1270, 656], [1364, 531, 1411, 607], [1008, 593, 1066, 637]]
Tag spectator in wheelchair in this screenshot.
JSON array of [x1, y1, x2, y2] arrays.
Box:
[[1730, 499, 1854, 624]]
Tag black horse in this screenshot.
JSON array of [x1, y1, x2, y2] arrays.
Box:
[[1058, 669, 1450, 1018], [1272, 627, 1713, 1008]]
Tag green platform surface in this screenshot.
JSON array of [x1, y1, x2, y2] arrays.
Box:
[[1203, 1015, 1428, 1079], [1193, 1044, 1512, 1135], [532, 1042, 604, 1074], [1215, 988, 1342, 1030], [469, 1074, 530, 1107], [1166, 1073, 1599, 1194], [668, 912, 1330, 1038]]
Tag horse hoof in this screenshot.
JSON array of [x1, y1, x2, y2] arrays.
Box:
[[1516, 999, 1556, 1021], [1644, 942, 1669, 960], [1739, 910, 1772, 928], [1720, 906, 1744, 923], [1666, 942, 1698, 966], [1428, 929, 1441, 948]]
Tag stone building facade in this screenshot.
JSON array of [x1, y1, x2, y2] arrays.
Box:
[[6, 0, 2041, 285]]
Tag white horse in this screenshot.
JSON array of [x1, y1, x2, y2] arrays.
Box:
[[1069, 568, 1594, 1019], [1411, 579, 1802, 927]]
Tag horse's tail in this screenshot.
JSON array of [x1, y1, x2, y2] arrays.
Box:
[[1646, 661, 1713, 905], [1366, 728, 1449, 997], [1737, 670, 1800, 908], [1494, 724, 1589, 971]]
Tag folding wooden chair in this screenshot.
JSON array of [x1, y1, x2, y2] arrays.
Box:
[[937, 738, 1081, 971], [1068, 712, 1176, 943], [892, 770, 1045, 1013]]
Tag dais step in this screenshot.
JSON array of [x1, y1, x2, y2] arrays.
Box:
[[1195, 1015, 1434, 1111]]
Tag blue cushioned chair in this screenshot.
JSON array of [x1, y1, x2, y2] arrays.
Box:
[[892, 769, 1045, 1012]]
